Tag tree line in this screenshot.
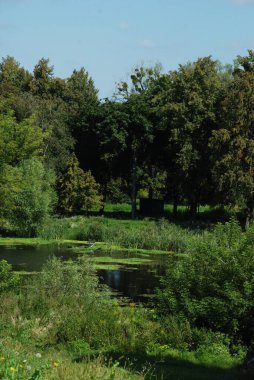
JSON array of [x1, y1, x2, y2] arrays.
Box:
[[1, 51, 254, 233]]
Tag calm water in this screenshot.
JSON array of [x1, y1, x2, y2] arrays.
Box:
[[0, 244, 170, 302]]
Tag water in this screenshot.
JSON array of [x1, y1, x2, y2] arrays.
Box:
[[0, 244, 170, 302]]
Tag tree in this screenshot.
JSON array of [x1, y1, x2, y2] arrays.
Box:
[[153, 57, 227, 216], [95, 99, 129, 208], [64, 68, 100, 172], [0, 101, 55, 235], [0, 56, 32, 97], [116, 65, 162, 218], [8, 159, 56, 236], [30, 58, 54, 96], [0, 101, 46, 166], [58, 154, 102, 214], [210, 50, 254, 225]]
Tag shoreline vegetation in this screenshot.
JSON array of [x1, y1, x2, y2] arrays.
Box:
[[1, 215, 254, 379]]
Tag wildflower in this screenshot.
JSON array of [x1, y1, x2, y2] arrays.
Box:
[[9, 367, 15, 372], [26, 365, 32, 371], [35, 353, 42, 358], [53, 362, 59, 367]]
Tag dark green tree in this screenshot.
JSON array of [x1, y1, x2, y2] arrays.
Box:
[[210, 50, 254, 225], [64, 68, 100, 173], [153, 57, 228, 216], [116, 65, 162, 218]]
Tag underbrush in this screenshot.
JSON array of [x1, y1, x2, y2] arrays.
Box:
[[0, 254, 245, 379]]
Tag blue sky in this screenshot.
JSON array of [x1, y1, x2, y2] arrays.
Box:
[[0, 0, 254, 98]]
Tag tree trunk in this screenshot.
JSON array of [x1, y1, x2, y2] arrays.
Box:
[[173, 196, 178, 219], [245, 204, 254, 229], [99, 182, 107, 215], [189, 200, 198, 218], [131, 154, 137, 219]]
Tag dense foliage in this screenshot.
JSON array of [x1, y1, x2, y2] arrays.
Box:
[[1, 51, 254, 228], [157, 219, 254, 345]]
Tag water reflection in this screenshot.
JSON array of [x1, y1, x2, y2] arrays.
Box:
[[0, 244, 169, 302]]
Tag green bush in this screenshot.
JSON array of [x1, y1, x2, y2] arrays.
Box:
[[0, 260, 19, 293], [157, 219, 254, 344]]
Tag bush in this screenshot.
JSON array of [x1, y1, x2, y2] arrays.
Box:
[[157, 219, 254, 344], [0, 260, 20, 293]]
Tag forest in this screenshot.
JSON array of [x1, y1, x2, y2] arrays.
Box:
[[1, 51, 254, 379]]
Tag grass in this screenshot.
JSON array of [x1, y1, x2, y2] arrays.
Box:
[[1, 215, 200, 254], [0, 237, 56, 245], [36, 215, 201, 253]]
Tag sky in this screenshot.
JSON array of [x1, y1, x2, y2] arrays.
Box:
[[0, 0, 254, 98]]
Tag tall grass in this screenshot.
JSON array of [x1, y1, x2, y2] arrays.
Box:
[[38, 216, 199, 252]]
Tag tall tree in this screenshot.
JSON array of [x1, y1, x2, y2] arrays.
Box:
[[210, 50, 254, 225], [64, 68, 100, 174], [116, 65, 162, 218], [154, 57, 227, 216]]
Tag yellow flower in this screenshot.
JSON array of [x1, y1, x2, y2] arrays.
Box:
[[53, 362, 59, 367], [10, 367, 15, 372]]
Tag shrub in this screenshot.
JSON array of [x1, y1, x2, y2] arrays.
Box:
[[157, 219, 254, 344], [0, 260, 20, 293]]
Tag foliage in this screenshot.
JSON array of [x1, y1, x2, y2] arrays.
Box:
[[58, 154, 102, 213], [152, 57, 228, 213], [0, 254, 244, 380], [38, 215, 197, 252], [210, 51, 254, 224], [0, 101, 46, 166], [8, 159, 56, 236], [157, 219, 254, 343], [0, 260, 20, 293]]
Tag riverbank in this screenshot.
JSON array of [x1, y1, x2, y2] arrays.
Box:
[[0, 214, 201, 254], [0, 218, 251, 379], [0, 236, 173, 256], [0, 255, 245, 380]]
